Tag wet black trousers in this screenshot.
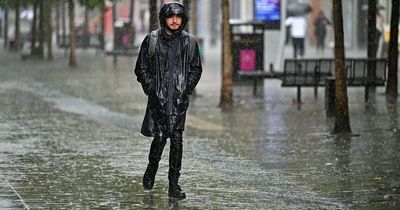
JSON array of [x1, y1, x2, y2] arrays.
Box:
[[292, 37, 305, 58], [147, 131, 183, 186]]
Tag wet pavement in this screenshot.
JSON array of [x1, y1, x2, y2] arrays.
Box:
[[0, 41, 400, 209]]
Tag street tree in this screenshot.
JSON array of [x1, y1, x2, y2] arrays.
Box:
[[78, 0, 104, 9], [44, 0, 53, 60], [332, 0, 351, 134], [112, 1, 116, 54], [53, 1, 69, 56], [23, 0, 53, 59], [129, 0, 135, 45], [129, 0, 134, 25], [85, 0, 107, 49], [30, 0, 38, 56], [366, 0, 378, 101], [64, 0, 104, 65], [220, 0, 233, 108], [99, 3, 106, 49], [13, 0, 21, 51], [60, 1, 67, 49], [367, 0, 378, 58], [1, 0, 32, 50], [386, 0, 399, 102], [38, 0, 45, 57], [54, 0, 60, 46], [1, 0, 9, 48], [78, 0, 105, 49], [68, 0, 77, 66]]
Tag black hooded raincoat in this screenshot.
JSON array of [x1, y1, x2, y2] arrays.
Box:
[[135, 3, 202, 137]]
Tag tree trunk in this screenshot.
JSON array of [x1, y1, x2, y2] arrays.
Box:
[[62, 1, 66, 47], [99, 11, 105, 50], [84, 6, 89, 48], [386, 0, 399, 101], [368, 0, 378, 58], [3, 0, 8, 48], [45, 0, 53, 60], [38, 0, 45, 58], [129, 0, 135, 46], [219, 0, 233, 108], [332, 0, 351, 134], [0, 3, 1, 37], [31, 0, 38, 55], [149, 0, 158, 32], [366, 0, 378, 101], [112, 2, 117, 51], [55, 0, 60, 46], [129, 0, 134, 25], [68, 0, 77, 66], [13, 0, 21, 50], [100, 9, 105, 49]]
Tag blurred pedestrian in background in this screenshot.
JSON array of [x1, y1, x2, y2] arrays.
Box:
[[314, 11, 331, 53], [285, 15, 308, 58]]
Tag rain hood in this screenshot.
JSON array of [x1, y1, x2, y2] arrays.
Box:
[[158, 2, 188, 34]]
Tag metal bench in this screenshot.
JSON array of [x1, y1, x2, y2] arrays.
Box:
[[237, 58, 387, 103], [237, 65, 283, 95], [57, 34, 103, 49], [347, 58, 387, 86], [282, 58, 387, 103], [324, 58, 387, 116], [281, 59, 336, 103]]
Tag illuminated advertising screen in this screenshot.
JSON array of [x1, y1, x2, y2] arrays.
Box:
[[254, 0, 281, 29]]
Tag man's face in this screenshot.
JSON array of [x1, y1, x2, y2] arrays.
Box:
[[165, 15, 182, 31]]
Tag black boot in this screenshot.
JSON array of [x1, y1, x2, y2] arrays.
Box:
[[143, 133, 166, 190], [168, 131, 186, 199], [143, 162, 158, 190], [168, 183, 186, 199]]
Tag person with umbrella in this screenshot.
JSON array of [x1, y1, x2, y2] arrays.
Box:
[[285, 3, 312, 58]]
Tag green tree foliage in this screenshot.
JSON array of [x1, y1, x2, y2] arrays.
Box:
[[78, 0, 105, 11], [0, 0, 31, 8]]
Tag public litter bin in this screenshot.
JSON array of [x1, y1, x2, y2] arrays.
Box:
[[230, 20, 264, 83]]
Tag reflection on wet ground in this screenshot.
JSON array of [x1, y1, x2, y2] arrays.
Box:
[[0, 49, 399, 209]]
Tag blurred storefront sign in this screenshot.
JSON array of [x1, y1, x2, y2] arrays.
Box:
[[254, 0, 281, 29]]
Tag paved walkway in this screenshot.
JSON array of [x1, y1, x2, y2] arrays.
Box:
[[0, 38, 399, 209]]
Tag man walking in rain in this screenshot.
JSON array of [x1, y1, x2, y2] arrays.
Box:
[[134, 2, 202, 199]]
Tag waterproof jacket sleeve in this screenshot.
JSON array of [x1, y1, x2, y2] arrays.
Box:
[[186, 40, 202, 95], [134, 35, 154, 95]]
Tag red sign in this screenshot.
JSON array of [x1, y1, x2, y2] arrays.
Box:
[[240, 49, 256, 71]]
